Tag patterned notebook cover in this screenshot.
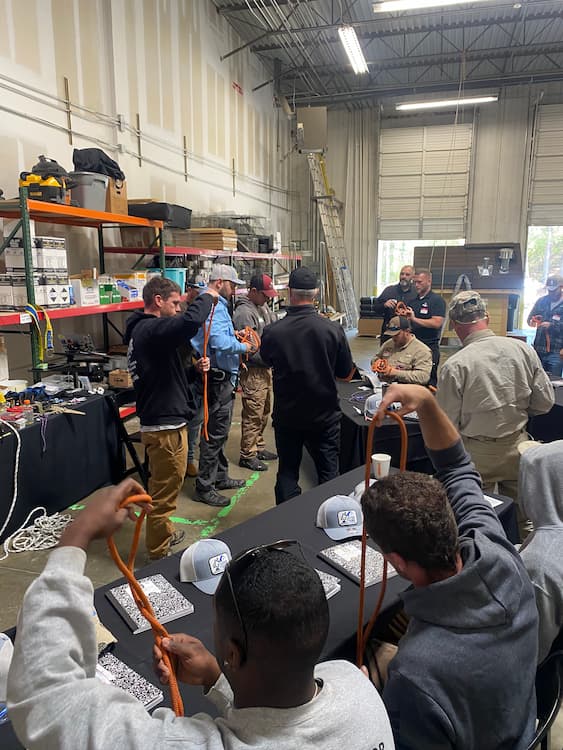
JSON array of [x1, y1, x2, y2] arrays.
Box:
[[318, 540, 398, 587], [97, 652, 163, 711]]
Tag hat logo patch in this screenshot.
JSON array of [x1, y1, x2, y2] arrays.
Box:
[[338, 509, 358, 527]]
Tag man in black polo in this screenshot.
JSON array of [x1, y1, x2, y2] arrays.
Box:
[[406, 269, 446, 387], [373, 264, 417, 340], [260, 267, 355, 504]]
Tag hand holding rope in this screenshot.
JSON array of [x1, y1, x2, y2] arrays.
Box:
[[371, 358, 390, 376], [394, 301, 409, 317], [107, 494, 184, 716]]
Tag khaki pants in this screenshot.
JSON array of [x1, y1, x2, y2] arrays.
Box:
[[239, 367, 272, 460], [462, 430, 528, 502], [141, 427, 187, 559]]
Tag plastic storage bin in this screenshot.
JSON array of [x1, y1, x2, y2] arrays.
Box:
[[163, 268, 187, 290], [70, 172, 109, 211]]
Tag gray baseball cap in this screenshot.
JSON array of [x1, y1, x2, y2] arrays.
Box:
[[316, 495, 364, 540], [449, 291, 487, 324], [179, 539, 232, 594], [209, 263, 246, 286], [545, 275, 563, 291]]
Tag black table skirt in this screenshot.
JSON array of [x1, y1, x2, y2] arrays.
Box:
[[0, 395, 122, 542], [338, 381, 433, 474], [528, 383, 563, 443]]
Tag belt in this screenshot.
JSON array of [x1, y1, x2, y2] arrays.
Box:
[[463, 429, 526, 443], [209, 368, 238, 387]]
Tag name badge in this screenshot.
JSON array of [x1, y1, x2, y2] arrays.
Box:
[[553, 314, 560, 322], [420, 303, 429, 315]]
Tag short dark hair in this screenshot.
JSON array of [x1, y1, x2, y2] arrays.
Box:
[[361, 472, 459, 572], [142, 276, 181, 306], [415, 268, 432, 279], [215, 548, 329, 667]]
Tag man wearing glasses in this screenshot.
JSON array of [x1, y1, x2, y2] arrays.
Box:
[[8, 483, 394, 749]]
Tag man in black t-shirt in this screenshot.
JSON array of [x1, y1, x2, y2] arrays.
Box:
[[405, 269, 446, 387], [260, 267, 356, 504], [373, 264, 417, 340]]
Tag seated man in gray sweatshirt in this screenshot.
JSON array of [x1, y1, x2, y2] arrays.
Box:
[[7, 478, 394, 750], [361, 384, 538, 750]]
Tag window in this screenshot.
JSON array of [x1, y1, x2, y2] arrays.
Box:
[[376, 239, 464, 293], [524, 226, 563, 325]]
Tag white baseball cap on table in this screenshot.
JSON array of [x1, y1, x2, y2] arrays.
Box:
[[179, 539, 232, 594], [316, 495, 364, 540]]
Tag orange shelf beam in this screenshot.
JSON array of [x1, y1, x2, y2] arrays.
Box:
[[0, 300, 143, 326], [0, 200, 163, 230]]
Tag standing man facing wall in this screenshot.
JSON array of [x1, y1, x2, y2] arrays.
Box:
[[125, 276, 216, 560], [260, 267, 355, 504], [437, 291, 554, 508], [233, 273, 278, 472], [405, 269, 445, 387]]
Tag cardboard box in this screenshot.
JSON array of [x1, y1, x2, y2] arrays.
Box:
[[357, 318, 383, 337], [119, 227, 157, 248], [115, 280, 139, 301], [108, 369, 133, 388], [70, 277, 99, 307], [114, 271, 147, 292], [0, 275, 13, 308], [5, 243, 67, 274], [106, 179, 128, 215]]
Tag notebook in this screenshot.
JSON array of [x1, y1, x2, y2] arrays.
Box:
[[106, 574, 195, 634], [315, 568, 341, 600], [318, 540, 398, 587], [97, 652, 163, 711]]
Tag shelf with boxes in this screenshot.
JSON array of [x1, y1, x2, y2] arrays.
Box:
[[0, 189, 163, 375]]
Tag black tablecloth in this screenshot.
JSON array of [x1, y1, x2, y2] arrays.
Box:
[[338, 381, 433, 474], [528, 381, 563, 442], [0, 395, 122, 542]]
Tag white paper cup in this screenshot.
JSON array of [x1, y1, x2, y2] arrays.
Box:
[[372, 453, 391, 479]]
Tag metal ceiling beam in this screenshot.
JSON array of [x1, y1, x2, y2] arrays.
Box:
[[286, 69, 563, 106], [251, 7, 563, 52], [216, 0, 294, 12]]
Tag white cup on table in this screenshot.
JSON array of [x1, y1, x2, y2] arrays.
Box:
[[372, 453, 391, 479]]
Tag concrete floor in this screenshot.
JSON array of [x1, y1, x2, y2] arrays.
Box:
[[1, 332, 561, 745]]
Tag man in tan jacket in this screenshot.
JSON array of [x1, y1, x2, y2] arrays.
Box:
[[372, 316, 432, 385]]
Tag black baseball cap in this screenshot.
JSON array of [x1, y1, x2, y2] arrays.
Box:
[[289, 266, 318, 290]]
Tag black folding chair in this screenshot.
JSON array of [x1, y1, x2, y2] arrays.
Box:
[[525, 650, 563, 750]]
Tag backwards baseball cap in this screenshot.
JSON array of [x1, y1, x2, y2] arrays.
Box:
[[186, 276, 205, 290], [250, 273, 277, 298], [209, 263, 246, 286], [545, 275, 563, 291], [316, 495, 364, 540], [179, 539, 232, 594], [289, 266, 318, 290], [387, 316, 411, 335], [449, 291, 487, 324]]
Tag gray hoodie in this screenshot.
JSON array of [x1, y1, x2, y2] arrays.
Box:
[[520, 440, 563, 662]]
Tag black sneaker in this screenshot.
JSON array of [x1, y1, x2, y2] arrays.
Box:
[[215, 477, 246, 490], [194, 488, 230, 507], [170, 529, 186, 547], [257, 450, 278, 461], [239, 457, 268, 471]]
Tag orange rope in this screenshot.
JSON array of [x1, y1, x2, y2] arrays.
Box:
[[395, 301, 409, 316], [530, 315, 550, 352], [371, 358, 390, 376], [107, 495, 184, 717], [356, 411, 408, 668], [201, 301, 218, 441]]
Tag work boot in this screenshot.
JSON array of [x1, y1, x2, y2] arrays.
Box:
[[257, 450, 278, 461], [239, 456, 268, 471], [215, 477, 246, 491], [194, 488, 230, 507], [170, 530, 186, 547], [186, 462, 198, 478]]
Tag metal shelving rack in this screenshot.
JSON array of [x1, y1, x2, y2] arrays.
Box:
[[0, 188, 163, 376]]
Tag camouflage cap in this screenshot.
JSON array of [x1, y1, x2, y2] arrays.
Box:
[[449, 291, 487, 324]]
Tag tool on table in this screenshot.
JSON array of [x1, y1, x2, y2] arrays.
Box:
[[47, 405, 86, 416]]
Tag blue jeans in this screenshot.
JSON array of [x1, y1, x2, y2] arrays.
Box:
[[540, 351, 563, 377]]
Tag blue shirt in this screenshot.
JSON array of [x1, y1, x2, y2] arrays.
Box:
[[191, 293, 247, 378]]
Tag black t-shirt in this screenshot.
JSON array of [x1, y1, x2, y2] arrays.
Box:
[[410, 290, 446, 346], [374, 283, 417, 334], [260, 306, 355, 428]]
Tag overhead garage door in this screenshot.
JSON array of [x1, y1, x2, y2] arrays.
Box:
[[529, 103, 563, 226]]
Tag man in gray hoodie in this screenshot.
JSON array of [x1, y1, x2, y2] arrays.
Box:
[[362, 384, 538, 750], [519, 439, 563, 662]]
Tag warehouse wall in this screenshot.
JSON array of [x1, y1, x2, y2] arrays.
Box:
[[0, 0, 292, 377]]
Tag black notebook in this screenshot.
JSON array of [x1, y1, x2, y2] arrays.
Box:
[[106, 574, 194, 634], [318, 540, 398, 587], [97, 652, 163, 711]]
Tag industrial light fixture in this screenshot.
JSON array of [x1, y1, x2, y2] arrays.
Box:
[[338, 26, 369, 74], [374, 0, 492, 12], [396, 95, 498, 111]]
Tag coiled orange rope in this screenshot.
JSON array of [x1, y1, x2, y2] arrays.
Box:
[[395, 301, 409, 316], [236, 326, 260, 364], [371, 358, 390, 376], [107, 494, 184, 716], [356, 411, 408, 668], [530, 315, 550, 352], [202, 301, 218, 441]]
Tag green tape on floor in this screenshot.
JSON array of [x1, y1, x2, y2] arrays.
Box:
[[199, 472, 262, 538]]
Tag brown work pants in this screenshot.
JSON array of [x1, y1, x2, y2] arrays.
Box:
[[141, 426, 187, 559], [239, 367, 272, 460]]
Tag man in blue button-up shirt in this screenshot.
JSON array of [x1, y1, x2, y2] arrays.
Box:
[[191, 264, 254, 506]]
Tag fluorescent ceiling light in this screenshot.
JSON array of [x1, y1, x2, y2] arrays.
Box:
[[374, 0, 492, 12], [396, 95, 498, 111], [338, 26, 369, 75]]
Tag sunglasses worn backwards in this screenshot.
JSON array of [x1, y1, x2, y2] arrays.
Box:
[[223, 539, 305, 654]]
